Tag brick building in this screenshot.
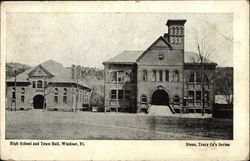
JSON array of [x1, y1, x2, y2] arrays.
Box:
[[103, 19, 217, 113], [6, 60, 91, 111]]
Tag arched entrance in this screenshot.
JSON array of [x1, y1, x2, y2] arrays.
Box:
[[151, 90, 169, 105], [33, 95, 45, 109]]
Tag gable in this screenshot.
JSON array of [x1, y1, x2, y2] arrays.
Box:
[[28, 65, 53, 77], [137, 36, 172, 62], [153, 38, 171, 48]]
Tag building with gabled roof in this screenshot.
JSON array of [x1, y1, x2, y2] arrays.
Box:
[[103, 19, 217, 114], [6, 59, 91, 111]]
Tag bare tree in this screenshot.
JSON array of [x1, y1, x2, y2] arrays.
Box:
[[42, 76, 54, 112], [193, 33, 217, 116]]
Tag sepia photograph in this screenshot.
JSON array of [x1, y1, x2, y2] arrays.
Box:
[[5, 12, 233, 140]]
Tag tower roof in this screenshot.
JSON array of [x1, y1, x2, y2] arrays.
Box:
[[166, 19, 187, 26]]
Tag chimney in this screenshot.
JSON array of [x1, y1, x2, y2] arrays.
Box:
[[71, 64, 76, 79], [166, 19, 186, 50]]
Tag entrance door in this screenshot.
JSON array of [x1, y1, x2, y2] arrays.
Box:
[[151, 90, 169, 105], [33, 95, 45, 109]]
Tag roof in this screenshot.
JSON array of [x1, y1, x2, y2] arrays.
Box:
[[103, 50, 144, 64], [166, 19, 187, 26], [103, 50, 216, 65], [6, 59, 90, 89], [184, 51, 216, 64]]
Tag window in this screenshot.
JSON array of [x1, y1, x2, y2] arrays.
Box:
[[142, 70, 147, 81], [54, 96, 58, 104], [37, 80, 42, 88], [54, 88, 58, 95], [152, 70, 156, 82], [21, 88, 25, 103], [117, 71, 124, 83], [196, 91, 201, 101], [196, 72, 201, 83], [125, 90, 131, 100], [173, 70, 179, 82], [189, 73, 195, 82], [32, 81, 36, 88], [176, 27, 179, 35], [111, 90, 116, 99], [12, 88, 15, 99], [63, 88, 67, 103], [173, 27, 176, 35], [158, 54, 164, 60], [195, 91, 201, 106], [21, 95, 25, 103], [63, 96, 67, 103], [63, 88, 67, 95], [173, 96, 180, 105], [111, 71, 117, 82], [175, 37, 178, 44], [21, 88, 25, 94], [178, 37, 182, 43], [188, 91, 194, 106], [118, 90, 123, 99], [165, 70, 169, 81], [54, 88, 58, 104], [141, 95, 147, 103], [159, 70, 163, 82], [171, 37, 174, 44]]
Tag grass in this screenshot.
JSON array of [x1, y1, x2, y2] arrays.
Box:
[[5, 110, 233, 140]]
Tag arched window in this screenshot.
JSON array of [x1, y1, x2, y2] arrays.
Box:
[[111, 71, 117, 82], [21, 88, 25, 103], [173, 70, 179, 82], [175, 37, 178, 44], [173, 95, 180, 105], [37, 80, 42, 88], [180, 27, 184, 35], [165, 70, 169, 81], [141, 95, 147, 104], [54, 88, 58, 104], [176, 27, 179, 35], [152, 70, 156, 82], [117, 70, 124, 83], [21, 88, 25, 94], [189, 73, 195, 82], [159, 70, 163, 82], [63, 88, 67, 103], [142, 70, 147, 81], [173, 27, 176, 35], [32, 81, 36, 88], [196, 72, 201, 83]]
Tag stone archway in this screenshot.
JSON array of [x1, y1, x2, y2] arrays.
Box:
[[33, 95, 45, 109], [151, 89, 170, 106]]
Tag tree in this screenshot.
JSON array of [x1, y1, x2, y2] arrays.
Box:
[[215, 67, 233, 104], [192, 33, 217, 116], [42, 75, 54, 112]]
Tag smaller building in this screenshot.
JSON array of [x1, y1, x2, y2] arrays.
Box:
[[6, 60, 91, 111]]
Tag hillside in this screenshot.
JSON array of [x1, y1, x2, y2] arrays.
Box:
[[6, 62, 31, 79]]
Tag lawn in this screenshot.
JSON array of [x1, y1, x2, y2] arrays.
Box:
[[5, 110, 233, 140]]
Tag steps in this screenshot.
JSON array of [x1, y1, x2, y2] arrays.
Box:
[[148, 105, 175, 116]]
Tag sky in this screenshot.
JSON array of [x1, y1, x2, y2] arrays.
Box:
[[6, 13, 233, 68]]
